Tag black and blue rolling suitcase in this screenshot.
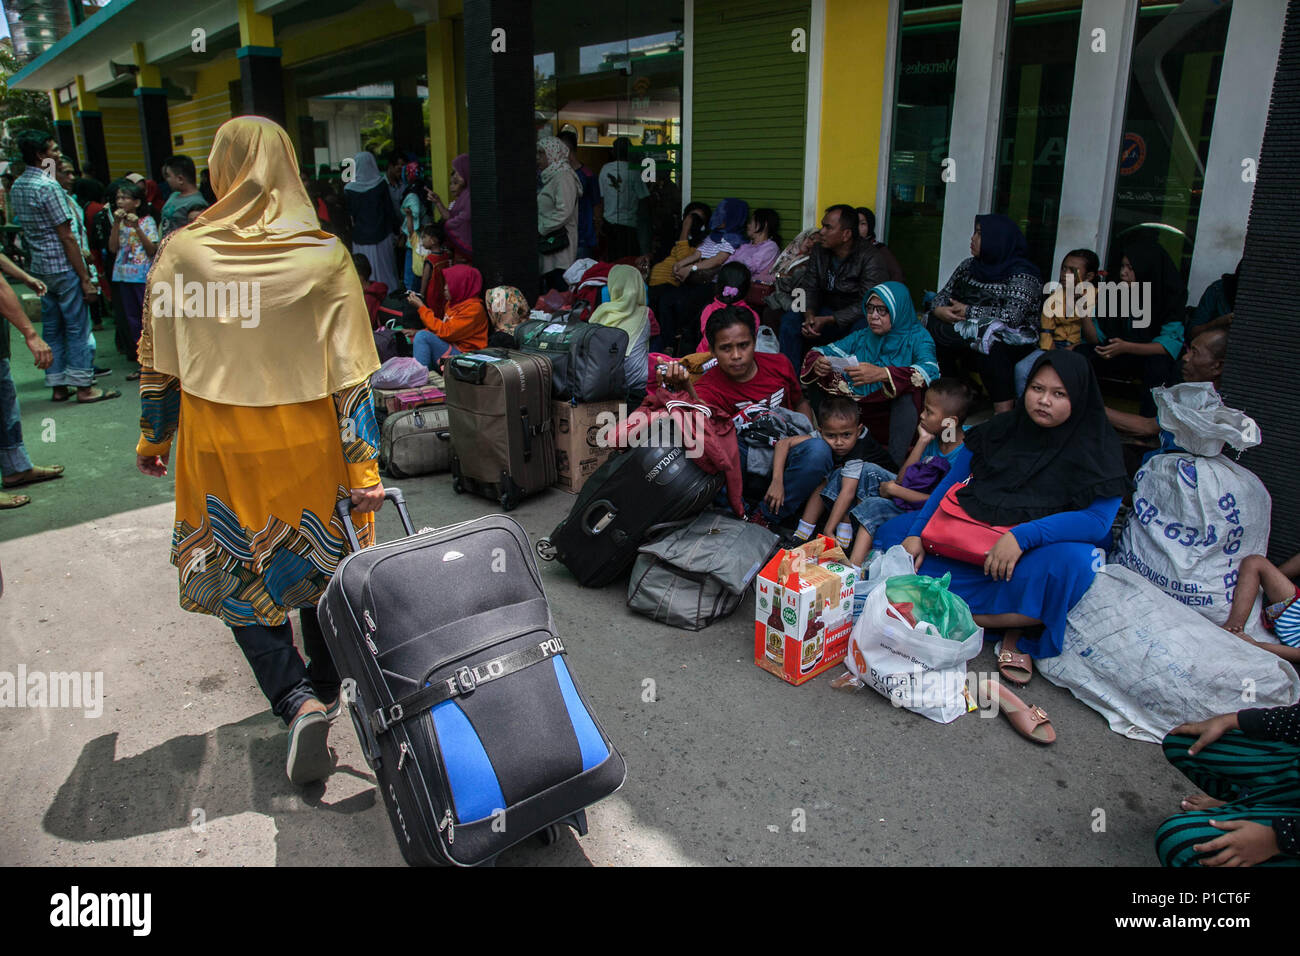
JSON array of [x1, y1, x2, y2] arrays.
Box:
[[319, 489, 626, 866]]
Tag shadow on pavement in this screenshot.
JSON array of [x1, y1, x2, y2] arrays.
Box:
[[42, 712, 593, 866]]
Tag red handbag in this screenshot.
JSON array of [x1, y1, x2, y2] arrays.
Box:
[[920, 480, 1014, 564]]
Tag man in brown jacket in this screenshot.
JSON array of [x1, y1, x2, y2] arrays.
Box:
[[779, 204, 892, 370]]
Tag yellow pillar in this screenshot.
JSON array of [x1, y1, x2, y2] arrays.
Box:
[[816, 0, 891, 217], [426, 20, 458, 197], [132, 42, 162, 88], [49, 90, 71, 122], [74, 75, 99, 111], [237, 0, 276, 47]]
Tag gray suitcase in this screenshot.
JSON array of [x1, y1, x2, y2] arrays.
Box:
[[626, 512, 779, 630], [381, 405, 452, 478], [446, 349, 556, 510]]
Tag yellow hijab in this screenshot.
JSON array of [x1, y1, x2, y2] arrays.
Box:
[[589, 264, 649, 343], [140, 116, 379, 407]]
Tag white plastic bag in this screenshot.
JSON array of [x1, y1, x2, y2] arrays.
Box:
[[1038, 565, 1300, 743], [1112, 383, 1271, 626], [843, 570, 984, 724], [852, 545, 916, 620], [755, 325, 780, 354]]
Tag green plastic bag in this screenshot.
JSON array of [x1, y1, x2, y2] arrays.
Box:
[[883, 573, 979, 642]]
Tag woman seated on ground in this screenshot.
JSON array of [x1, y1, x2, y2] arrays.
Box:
[[856, 207, 905, 284], [1156, 701, 1300, 867], [660, 202, 780, 356], [757, 228, 821, 326], [1187, 258, 1239, 339], [896, 351, 1129, 697], [928, 214, 1042, 414], [648, 201, 711, 295], [1075, 239, 1185, 424], [653, 199, 750, 354], [405, 264, 488, 369], [726, 208, 781, 288], [802, 280, 940, 468], [670, 198, 749, 281], [590, 263, 652, 406], [661, 306, 819, 523]]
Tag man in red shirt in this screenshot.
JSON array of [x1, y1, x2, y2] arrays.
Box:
[[662, 305, 823, 525]]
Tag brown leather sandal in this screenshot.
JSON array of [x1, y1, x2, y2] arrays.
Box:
[[0, 492, 32, 509], [979, 677, 1056, 745], [996, 648, 1033, 686]]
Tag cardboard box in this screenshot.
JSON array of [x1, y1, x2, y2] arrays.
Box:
[[553, 399, 623, 493], [753, 536, 856, 685]]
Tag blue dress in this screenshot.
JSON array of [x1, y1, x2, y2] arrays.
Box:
[[877, 446, 1120, 659]]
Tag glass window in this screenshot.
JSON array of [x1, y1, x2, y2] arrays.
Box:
[[994, 0, 1083, 276], [885, 0, 962, 294], [1108, 0, 1232, 275], [533, 0, 685, 259]]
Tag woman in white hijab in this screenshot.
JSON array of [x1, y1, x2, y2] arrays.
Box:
[[344, 150, 401, 291], [537, 136, 581, 291]]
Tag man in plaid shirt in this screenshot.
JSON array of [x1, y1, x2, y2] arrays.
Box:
[[8, 130, 118, 403]]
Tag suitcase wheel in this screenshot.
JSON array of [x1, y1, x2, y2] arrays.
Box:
[[536, 824, 561, 846], [451, 474, 464, 494], [499, 472, 520, 511], [535, 537, 556, 561]]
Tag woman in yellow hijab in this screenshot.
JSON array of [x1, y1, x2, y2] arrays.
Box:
[[135, 116, 383, 786], [589, 263, 650, 402]]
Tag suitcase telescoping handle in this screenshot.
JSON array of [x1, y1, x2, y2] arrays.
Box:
[[335, 487, 416, 553]]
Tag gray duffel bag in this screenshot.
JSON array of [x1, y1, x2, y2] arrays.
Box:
[[627, 512, 779, 631], [380, 404, 451, 478]]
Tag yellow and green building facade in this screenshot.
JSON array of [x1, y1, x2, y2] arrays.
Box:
[[9, 0, 1278, 298]]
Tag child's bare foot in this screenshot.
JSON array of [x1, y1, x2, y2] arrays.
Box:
[[1181, 793, 1226, 812]]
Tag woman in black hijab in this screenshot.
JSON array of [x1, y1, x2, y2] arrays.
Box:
[[1077, 239, 1186, 419], [895, 350, 1129, 686], [929, 214, 1043, 415]]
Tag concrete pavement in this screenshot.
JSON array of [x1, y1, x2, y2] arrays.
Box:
[[0, 325, 1191, 866]]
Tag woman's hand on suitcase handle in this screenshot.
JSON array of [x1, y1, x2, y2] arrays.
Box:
[[350, 482, 386, 514], [901, 535, 925, 572]]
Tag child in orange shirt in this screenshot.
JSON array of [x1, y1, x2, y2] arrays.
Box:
[[406, 264, 489, 369]]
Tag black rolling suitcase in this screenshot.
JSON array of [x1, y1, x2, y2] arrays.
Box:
[[513, 315, 628, 402], [445, 349, 556, 510], [319, 489, 627, 867], [536, 444, 723, 588]]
